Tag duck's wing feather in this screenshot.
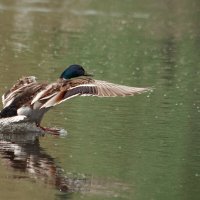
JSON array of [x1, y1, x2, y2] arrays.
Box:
[[87, 80, 151, 97], [31, 83, 60, 105], [40, 80, 151, 108], [2, 76, 37, 108]]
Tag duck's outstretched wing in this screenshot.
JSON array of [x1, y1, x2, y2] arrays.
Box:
[[2, 76, 38, 108], [39, 80, 152, 108]]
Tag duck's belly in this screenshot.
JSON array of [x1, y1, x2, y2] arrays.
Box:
[[17, 106, 49, 125], [0, 116, 44, 136], [0, 118, 43, 133]]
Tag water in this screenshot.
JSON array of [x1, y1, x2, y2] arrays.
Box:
[[0, 0, 199, 199]]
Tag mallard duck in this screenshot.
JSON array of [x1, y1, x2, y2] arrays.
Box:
[[0, 64, 151, 133]]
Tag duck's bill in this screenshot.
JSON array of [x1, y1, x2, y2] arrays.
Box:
[[84, 72, 93, 76]]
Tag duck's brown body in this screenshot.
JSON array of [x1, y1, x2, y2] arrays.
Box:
[[0, 65, 151, 130]]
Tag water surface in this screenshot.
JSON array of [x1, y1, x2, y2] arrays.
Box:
[[0, 0, 199, 200]]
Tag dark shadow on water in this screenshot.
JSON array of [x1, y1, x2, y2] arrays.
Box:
[[0, 130, 90, 195], [0, 125, 131, 199]]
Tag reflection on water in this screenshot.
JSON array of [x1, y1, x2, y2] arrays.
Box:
[[0, 131, 89, 193], [0, 130, 131, 199]]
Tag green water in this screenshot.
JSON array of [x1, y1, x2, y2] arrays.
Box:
[[0, 0, 199, 200]]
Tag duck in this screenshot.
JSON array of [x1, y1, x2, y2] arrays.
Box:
[[0, 64, 151, 133]]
